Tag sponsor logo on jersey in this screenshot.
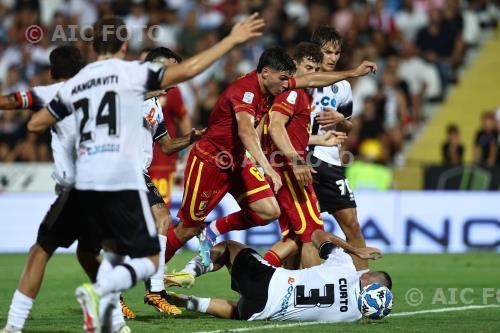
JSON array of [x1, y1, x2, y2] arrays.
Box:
[[332, 84, 339, 94], [242, 92, 254, 104], [286, 91, 298, 104], [316, 96, 337, 108], [279, 276, 295, 316]]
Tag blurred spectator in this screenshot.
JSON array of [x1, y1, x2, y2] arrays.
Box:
[[331, 0, 353, 36], [346, 139, 392, 190], [398, 39, 441, 119], [474, 112, 498, 167], [0, 0, 497, 168], [394, 0, 428, 42], [442, 124, 464, 166], [125, 0, 148, 53], [415, 8, 464, 92]]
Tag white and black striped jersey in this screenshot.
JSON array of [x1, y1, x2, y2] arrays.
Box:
[[47, 58, 165, 191], [310, 80, 353, 167], [249, 248, 361, 322], [142, 97, 168, 173], [18, 82, 76, 187]]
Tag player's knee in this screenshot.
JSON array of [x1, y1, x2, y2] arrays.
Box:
[[254, 202, 280, 222], [32, 242, 54, 257]]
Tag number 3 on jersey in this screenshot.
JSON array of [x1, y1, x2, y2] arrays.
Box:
[[73, 91, 119, 143]]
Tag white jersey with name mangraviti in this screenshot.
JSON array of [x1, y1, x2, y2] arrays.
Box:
[[142, 96, 168, 173], [310, 80, 353, 166], [20, 82, 76, 187], [249, 248, 361, 322], [47, 58, 165, 191]]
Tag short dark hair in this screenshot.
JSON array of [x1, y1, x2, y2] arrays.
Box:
[[49, 46, 84, 79], [92, 16, 128, 55], [375, 271, 393, 290], [293, 42, 323, 65], [311, 26, 343, 49], [256, 46, 296, 74], [145, 47, 182, 63], [447, 124, 459, 135]]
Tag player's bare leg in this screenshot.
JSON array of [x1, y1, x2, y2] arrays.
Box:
[[144, 203, 181, 315], [3, 243, 100, 332], [76, 247, 100, 283], [332, 208, 367, 271], [17, 244, 53, 298], [167, 241, 247, 318], [200, 197, 280, 266], [263, 237, 300, 268], [300, 242, 321, 268]]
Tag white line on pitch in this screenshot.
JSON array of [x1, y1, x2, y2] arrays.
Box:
[[390, 304, 500, 317], [192, 304, 500, 333]]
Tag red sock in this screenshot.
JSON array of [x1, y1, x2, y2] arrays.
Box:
[[214, 211, 247, 234], [214, 210, 269, 235], [263, 250, 283, 267], [165, 224, 184, 263]]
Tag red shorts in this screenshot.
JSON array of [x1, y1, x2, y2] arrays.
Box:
[[276, 168, 324, 243], [148, 166, 176, 208], [177, 151, 275, 227]]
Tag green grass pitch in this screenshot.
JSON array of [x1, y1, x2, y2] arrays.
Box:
[[1, 251, 499, 333]]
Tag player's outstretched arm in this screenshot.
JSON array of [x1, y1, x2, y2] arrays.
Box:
[[308, 130, 348, 146], [27, 108, 57, 132], [268, 111, 314, 186], [160, 13, 264, 89], [293, 61, 377, 89], [0, 94, 19, 109], [311, 229, 382, 260], [236, 112, 283, 193], [158, 128, 206, 155]]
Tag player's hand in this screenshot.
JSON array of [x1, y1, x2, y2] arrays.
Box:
[[318, 131, 348, 146], [264, 166, 282, 193], [316, 108, 345, 126], [353, 60, 377, 77], [227, 13, 265, 45], [144, 89, 165, 100], [189, 127, 206, 143], [292, 163, 315, 187], [354, 247, 383, 260]]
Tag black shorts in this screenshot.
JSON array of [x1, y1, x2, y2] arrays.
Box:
[[37, 188, 84, 252], [310, 155, 357, 213], [231, 248, 276, 320], [75, 190, 160, 258], [144, 173, 165, 207]]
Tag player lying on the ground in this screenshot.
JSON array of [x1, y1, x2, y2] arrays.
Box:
[[166, 229, 391, 322]]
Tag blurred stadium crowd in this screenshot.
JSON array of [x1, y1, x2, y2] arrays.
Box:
[[0, 0, 499, 168]]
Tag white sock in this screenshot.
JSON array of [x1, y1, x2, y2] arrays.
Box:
[[94, 257, 156, 296], [208, 222, 221, 237], [186, 296, 211, 313], [182, 255, 213, 277], [5, 290, 33, 330], [149, 234, 167, 292], [357, 268, 370, 277], [99, 292, 124, 332]]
